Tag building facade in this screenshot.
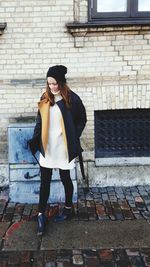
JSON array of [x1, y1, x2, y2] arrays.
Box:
[[1, 0, 150, 187]]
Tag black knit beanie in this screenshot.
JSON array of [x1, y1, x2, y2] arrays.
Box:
[[46, 65, 67, 83]]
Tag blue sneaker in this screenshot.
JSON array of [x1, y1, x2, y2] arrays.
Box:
[[54, 207, 75, 222], [37, 213, 46, 236]]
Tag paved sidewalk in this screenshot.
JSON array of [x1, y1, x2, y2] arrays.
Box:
[[0, 185, 150, 266]]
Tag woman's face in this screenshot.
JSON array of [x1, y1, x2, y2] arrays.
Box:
[[47, 77, 59, 94]]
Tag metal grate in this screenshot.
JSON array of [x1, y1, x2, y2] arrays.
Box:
[[95, 108, 150, 158]]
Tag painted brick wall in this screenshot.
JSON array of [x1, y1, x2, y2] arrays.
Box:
[[0, 0, 150, 186]]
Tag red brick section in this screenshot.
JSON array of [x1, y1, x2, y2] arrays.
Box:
[[84, 257, 101, 267], [140, 248, 150, 266], [44, 250, 57, 262], [99, 249, 114, 261], [0, 249, 149, 266]]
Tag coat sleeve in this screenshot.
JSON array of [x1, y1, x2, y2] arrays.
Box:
[[27, 110, 41, 155], [33, 110, 41, 138], [73, 97, 87, 138]]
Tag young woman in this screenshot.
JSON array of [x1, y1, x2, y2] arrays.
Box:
[[28, 65, 87, 235]]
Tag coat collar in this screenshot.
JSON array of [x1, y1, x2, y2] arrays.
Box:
[[38, 100, 50, 152], [37, 98, 68, 156]]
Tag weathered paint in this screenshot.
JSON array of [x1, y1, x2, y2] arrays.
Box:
[[9, 180, 77, 204], [10, 165, 40, 182], [8, 124, 37, 164], [8, 124, 77, 204], [9, 164, 76, 182]]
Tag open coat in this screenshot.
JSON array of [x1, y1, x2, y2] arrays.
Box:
[[28, 90, 87, 177]]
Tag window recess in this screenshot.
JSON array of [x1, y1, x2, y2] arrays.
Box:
[[89, 0, 150, 25]]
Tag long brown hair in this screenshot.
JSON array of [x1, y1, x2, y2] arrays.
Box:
[[41, 82, 71, 108]]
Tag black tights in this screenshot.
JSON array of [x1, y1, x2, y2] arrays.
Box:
[[39, 166, 74, 213]]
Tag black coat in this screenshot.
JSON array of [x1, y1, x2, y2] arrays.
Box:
[[28, 90, 87, 176]]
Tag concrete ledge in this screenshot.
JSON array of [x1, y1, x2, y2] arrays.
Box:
[[96, 157, 150, 166], [87, 162, 150, 187], [0, 165, 9, 187], [77, 161, 150, 187]]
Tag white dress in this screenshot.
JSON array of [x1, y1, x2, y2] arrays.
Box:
[[39, 93, 75, 170]]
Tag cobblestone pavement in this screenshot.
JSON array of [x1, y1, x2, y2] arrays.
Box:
[[1, 185, 150, 223], [0, 185, 150, 266], [0, 248, 150, 266]]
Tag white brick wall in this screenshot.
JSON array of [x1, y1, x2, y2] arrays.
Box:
[[0, 0, 150, 186]]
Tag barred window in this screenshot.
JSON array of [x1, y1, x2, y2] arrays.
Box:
[[89, 0, 150, 25]]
